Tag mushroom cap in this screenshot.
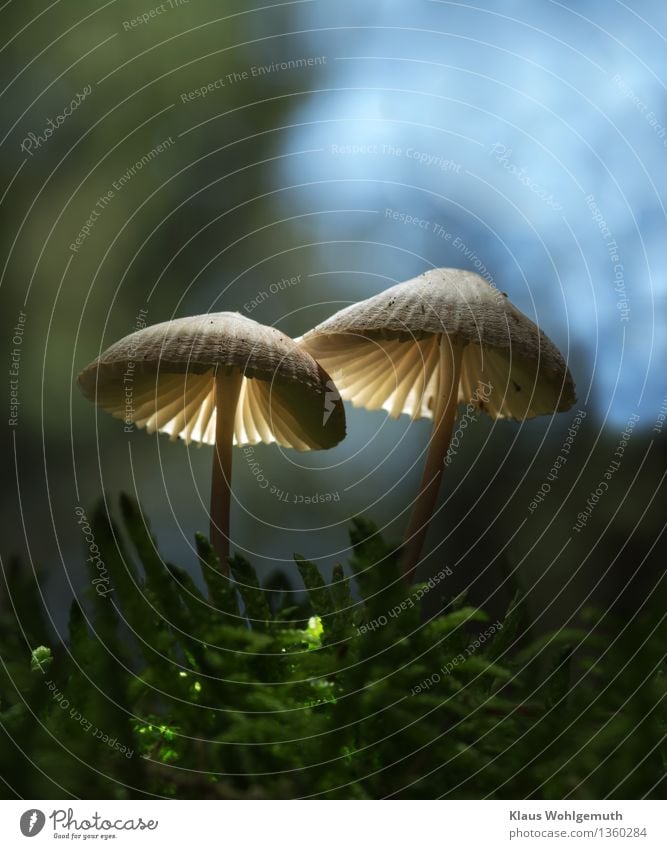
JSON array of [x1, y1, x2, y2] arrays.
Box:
[[78, 312, 345, 451], [300, 268, 576, 421]]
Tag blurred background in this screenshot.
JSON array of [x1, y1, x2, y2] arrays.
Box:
[[0, 0, 665, 639]]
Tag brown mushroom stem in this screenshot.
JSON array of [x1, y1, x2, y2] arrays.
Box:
[[210, 368, 243, 573], [402, 336, 464, 581]]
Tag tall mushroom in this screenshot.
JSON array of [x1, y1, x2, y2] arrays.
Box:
[[78, 312, 345, 571], [300, 268, 576, 579]]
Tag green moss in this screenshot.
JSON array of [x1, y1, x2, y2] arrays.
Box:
[[0, 495, 664, 799]]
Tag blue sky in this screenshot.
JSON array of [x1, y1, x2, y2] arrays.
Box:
[[275, 0, 667, 425]]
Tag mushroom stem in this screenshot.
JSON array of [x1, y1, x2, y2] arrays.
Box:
[[210, 368, 243, 573], [401, 336, 464, 581]]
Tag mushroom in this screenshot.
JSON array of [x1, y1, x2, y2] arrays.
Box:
[[78, 312, 346, 571], [300, 268, 576, 579]]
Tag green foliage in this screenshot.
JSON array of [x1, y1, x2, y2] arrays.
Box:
[[0, 496, 665, 799]]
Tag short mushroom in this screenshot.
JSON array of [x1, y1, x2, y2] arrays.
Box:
[[78, 312, 346, 571], [300, 268, 576, 579]]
